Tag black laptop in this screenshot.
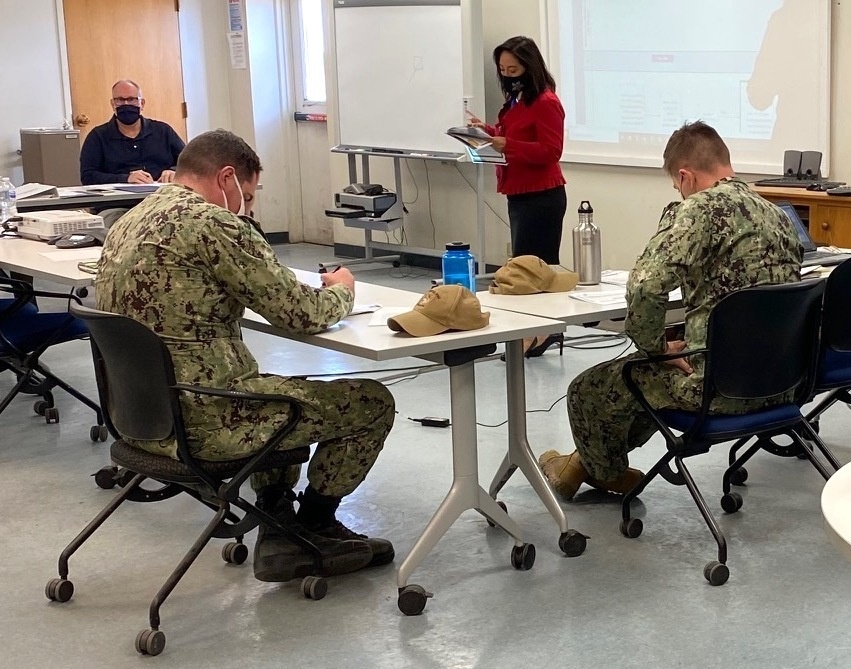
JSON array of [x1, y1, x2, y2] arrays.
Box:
[[776, 202, 851, 267]]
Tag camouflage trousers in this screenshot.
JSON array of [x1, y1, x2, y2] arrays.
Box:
[[133, 376, 394, 498], [566, 353, 691, 482], [566, 352, 780, 481]]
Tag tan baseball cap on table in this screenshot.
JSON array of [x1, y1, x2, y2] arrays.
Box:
[[387, 284, 490, 337], [488, 255, 579, 295]]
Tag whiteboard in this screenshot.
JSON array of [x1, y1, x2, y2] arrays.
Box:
[[333, 0, 466, 155]]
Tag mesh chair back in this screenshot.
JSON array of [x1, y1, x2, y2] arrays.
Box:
[[705, 281, 824, 401], [822, 259, 851, 352], [70, 303, 176, 441]]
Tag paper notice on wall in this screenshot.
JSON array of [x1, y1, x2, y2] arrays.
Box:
[[227, 0, 243, 31], [227, 31, 247, 70]]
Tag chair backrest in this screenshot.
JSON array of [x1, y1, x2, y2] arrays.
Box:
[[705, 281, 824, 402], [70, 303, 178, 441], [822, 258, 851, 353]]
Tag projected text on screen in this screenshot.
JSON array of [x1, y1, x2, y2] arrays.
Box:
[[547, 0, 830, 172]]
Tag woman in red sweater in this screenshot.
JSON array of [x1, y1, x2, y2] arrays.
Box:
[[470, 36, 566, 357]]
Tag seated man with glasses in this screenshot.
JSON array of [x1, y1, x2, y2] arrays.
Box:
[[80, 79, 186, 227]]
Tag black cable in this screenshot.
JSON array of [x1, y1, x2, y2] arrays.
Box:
[[305, 363, 435, 379], [564, 332, 629, 350], [477, 393, 568, 428], [422, 160, 437, 248], [403, 158, 420, 206]]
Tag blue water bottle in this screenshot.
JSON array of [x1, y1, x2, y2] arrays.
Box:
[[442, 241, 476, 291]]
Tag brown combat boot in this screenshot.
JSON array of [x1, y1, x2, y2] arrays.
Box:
[[538, 450, 589, 500], [587, 467, 645, 495]]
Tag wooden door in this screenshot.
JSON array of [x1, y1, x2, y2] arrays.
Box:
[[63, 0, 187, 141]]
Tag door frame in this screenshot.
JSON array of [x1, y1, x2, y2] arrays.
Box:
[[53, 0, 74, 130]]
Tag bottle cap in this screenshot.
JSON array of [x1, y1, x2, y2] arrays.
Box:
[[445, 241, 470, 251], [578, 201, 593, 213]]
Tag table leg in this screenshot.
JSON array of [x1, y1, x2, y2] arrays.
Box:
[[397, 359, 524, 590], [488, 339, 570, 535]]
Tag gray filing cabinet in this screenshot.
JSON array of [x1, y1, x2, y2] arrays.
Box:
[[20, 128, 82, 186]]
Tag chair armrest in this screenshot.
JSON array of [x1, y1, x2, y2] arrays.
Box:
[[172, 383, 308, 408], [170, 382, 311, 499], [1, 276, 84, 305], [622, 347, 707, 371], [621, 347, 709, 446]]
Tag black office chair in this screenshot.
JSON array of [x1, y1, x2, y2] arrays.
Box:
[[804, 258, 851, 436], [726, 263, 851, 483], [0, 276, 106, 440], [46, 304, 327, 657], [619, 281, 828, 586]]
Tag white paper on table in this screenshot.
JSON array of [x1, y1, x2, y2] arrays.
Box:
[[570, 286, 681, 306], [39, 248, 102, 262], [569, 290, 627, 306], [600, 269, 630, 287], [368, 307, 408, 326], [349, 303, 382, 316]]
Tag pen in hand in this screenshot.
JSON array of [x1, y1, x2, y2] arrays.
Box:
[[320, 265, 355, 294]]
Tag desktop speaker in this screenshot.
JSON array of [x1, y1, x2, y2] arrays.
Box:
[[800, 151, 823, 179], [783, 150, 802, 177]]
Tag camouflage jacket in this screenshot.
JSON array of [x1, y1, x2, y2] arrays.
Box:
[[95, 184, 353, 451], [624, 176, 802, 406]]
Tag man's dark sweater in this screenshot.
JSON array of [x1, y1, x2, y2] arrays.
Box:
[[80, 116, 185, 185]]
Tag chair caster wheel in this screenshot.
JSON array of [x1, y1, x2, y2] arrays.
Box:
[[221, 542, 248, 565], [45, 578, 74, 602], [558, 530, 586, 557], [93, 466, 118, 489], [34, 400, 48, 416], [90, 425, 108, 442], [620, 518, 643, 538], [135, 628, 166, 656], [721, 492, 743, 513], [729, 467, 748, 486], [510, 543, 536, 570], [704, 560, 729, 586], [486, 500, 507, 527], [44, 407, 59, 423], [301, 575, 327, 600], [398, 584, 432, 616]]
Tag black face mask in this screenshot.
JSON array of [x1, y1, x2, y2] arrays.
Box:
[[501, 72, 532, 97], [115, 104, 141, 125]]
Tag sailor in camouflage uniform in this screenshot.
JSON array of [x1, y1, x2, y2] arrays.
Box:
[[540, 121, 802, 499], [96, 130, 396, 581]]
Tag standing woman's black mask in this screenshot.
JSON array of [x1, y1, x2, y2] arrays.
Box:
[[501, 72, 532, 97]]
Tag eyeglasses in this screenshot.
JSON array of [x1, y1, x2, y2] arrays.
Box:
[[112, 96, 141, 105]]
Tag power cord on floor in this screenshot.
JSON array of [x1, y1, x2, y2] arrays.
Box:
[[477, 393, 569, 429]]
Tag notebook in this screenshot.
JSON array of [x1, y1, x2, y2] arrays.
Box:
[[776, 202, 851, 267]]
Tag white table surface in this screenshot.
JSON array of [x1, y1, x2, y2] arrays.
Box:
[[477, 280, 684, 325], [242, 270, 566, 361], [821, 462, 851, 562], [0, 236, 98, 288]]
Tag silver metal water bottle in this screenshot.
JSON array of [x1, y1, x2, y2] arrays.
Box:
[[572, 200, 601, 285]]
